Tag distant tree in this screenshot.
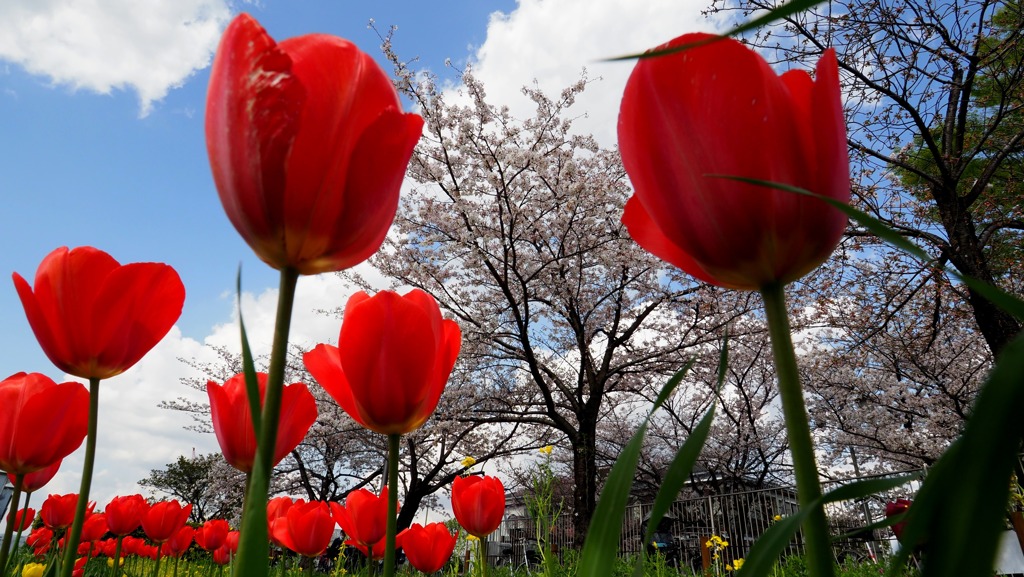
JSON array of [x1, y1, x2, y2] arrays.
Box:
[[709, 0, 1024, 355], [372, 37, 753, 541], [139, 453, 240, 523]]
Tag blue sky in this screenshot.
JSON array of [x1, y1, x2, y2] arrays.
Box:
[[0, 0, 721, 514], [0, 0, 514, 382]]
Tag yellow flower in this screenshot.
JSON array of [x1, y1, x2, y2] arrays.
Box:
[[773, 514, 782, 521], [539, 445, 553, 455], [467, 534, 480, 541], [461, 456, 476, 468], [107, 558, 124, 568], [728, 558, 744, 571], [21, 563, 45, 577]]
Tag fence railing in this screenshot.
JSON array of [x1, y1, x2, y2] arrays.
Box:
[[483, 469, 923, 571]]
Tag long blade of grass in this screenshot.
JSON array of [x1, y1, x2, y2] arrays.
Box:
[[605, 0, 827, 61], [578, 360, 694, 577]]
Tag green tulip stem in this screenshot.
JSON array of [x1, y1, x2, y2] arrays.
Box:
[[0, 483, 23, 576], [114, 536, 124, 577], [760, 283, 834, 577], [383, 433, 400, 577], [11, 491, 32, 577], [59, 376, 101, 577], [234, 267, 299, 577]]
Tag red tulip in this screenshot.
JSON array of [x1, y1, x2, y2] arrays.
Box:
[[8, 459, 62, 493], [41, 493, 82, 530], [142, 500, 192, 544], [7, 507, 35, 531], [886, 498, 912, 540], [104, 494, 150, 537], [13, 246, 185, 379], [205, 13, 423, 275], [305, 290, 461, 435], [80, 512, 109, 542], [212, 544, 232, 565], [270, 500, 336, 557], [451, 475, 505, 538], [27, 526, 53, 554], [0, 373, 88, 476], [267, 496, 294, 548], [224, 530, 240, 553], [195, 519, 230, 552], [400, 523, 458, 574], [207, 372, 317, 473], [329, 488, 390, 549], [618, 34, 849, 290], [163, 525, 195, 558]]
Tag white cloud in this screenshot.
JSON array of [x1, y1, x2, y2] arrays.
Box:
[[470, 0, 727, 147], [0, 0, 231, 116]]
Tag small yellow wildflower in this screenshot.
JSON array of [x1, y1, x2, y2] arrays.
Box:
[[773, 514, 782, 521], [21, 563, 45, 577], [539, 445, 553, 455], [461, 456, 476, 468], [467, 534, 480, 541], [727, 558, 744, 571]]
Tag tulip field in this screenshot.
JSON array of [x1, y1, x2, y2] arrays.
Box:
[[2, 1, 1024, 577]]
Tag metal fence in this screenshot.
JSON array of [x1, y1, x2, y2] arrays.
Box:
[[484, 469, 922, 572]]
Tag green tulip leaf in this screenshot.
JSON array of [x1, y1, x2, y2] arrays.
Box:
[[236, 267, 262, 437], [578, 359, 694, 577]]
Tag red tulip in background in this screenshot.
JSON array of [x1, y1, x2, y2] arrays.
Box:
[[105, 494, 150, 536], [7, 507, 35, 531], [207, 372, 318, 473], [451, 475, 505, 538], [142, 500, 192, 544], [205, 13, 424, 275], [0, 373, 88, 476], [8, 459, 63, 493], [79, 513, 108, 543], [195, 519, 231, 552], [330, 487, 390, 550], [27, 526, 53, 556], [886, 498, 912, 540], [400, 522, 458, 574], [212, 545, 232, 565], [270, 500, 337, 558], [305, 290, 461, 435], [41, 494, 83, 531], [13, 246, 185, 379], [163, 526, 195, 558], [618, 34, 849, 291]]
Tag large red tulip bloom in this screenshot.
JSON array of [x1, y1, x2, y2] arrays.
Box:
[[8, 459, 63, 493], [104, 494, 150, 537], [305, 290, 460, 435], [401, 522, 458, 574], [451, 475, 505, 538], [618, 34, 849, 290], [207, 372, 318, 473], [13, 246, 185, 379], [270, 500, 336, 558], [0, 373, 88, 476], [142, 500, 192, 544], [205, 13, 424, 275], [330, 488, 389, 549]]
